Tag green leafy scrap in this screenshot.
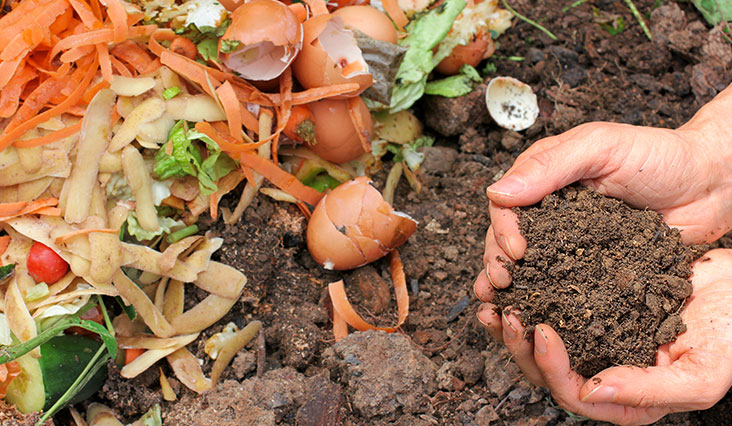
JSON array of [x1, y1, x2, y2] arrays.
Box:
[[389, 0, 467, 113], [692, 0, 732, 25], [219, 39, 241, 53], [0, 264, 14, 281], [176, 19, 232, 63], [424, 65, 482, 98], [153, 121, 237, 195]]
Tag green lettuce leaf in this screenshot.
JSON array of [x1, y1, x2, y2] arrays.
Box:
[[154, 121, 237, 195], [126, 212, 184, 242], [692, 0, 732, 25], [424, 64, 482, 97], [389, 0, 466, 113]]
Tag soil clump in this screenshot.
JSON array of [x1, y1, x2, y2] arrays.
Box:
[[493, 185, 703, 377]]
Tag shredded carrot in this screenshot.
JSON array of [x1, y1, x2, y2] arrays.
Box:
[[14, 120, 82, 148], [110, 55, 132, 76], [328, 250, 409, 339], [0, 58, 23, 91], [216, 81, 243, 143], [209, 194, 219, 221], [68, 0, 101, 29], [381, 0, 409, 31], [194, 121, 267, 153], [296, 201, 312, 221], [347, 97, 371, 153], [302, 0, 329, 16], [242, 166, 256, 187], [55, 227, 118, 245], [272, 68, 294, 165], [110, 40, 153, 74], [0, 56, 97, 151], [0, 198, 59, 221], [30, 206, 62, 216], [0, 64, 36, 118], [239, 152, 323, 206], [283, 105, 314, 143], [100, 0, 128, 43], [169, 36, 197, 60], [60, 45, 95, 63], [0, 362, 21, 399], [125, 348, 145, 365], [268, 83, 361, 105], [160, 51, 221, 98], [96, 43, 113, 82], [0, 236, 10, 257]]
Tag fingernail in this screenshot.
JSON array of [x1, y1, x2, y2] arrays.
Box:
[[486, 269, 498, 289], [535, 326, 548, 355], [581, 385, 617, 403], [487, 175, 526, 197], [502, 311, 517, 340], [476, 304, 493, 328], [499, 235, 518, 260]]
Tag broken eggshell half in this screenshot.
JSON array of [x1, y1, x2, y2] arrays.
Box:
[[485, 76, 539, 131], [307, 177, 417, 270], [292, 14, 372, 98], [219, 0, 303, 81]]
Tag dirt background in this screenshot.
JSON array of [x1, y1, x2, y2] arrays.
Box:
[[59, 0, 732, 425]]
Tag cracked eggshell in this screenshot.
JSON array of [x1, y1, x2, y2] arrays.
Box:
[[307, 177, 417, 270], [292, 14, 372, 98], [485, 76, 539, 131], [436, 32, 494, 75], [332, 5, 398, 44], [308, 97, 372, 164], [219, 0, 303, 81]]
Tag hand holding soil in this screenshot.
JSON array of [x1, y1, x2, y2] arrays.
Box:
[[476, 84, 732, 423]]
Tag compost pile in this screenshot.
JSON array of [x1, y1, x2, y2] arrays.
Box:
[[493, 185, 705, 377]]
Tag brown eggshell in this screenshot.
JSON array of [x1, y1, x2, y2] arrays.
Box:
[[436, 32, 495, 76], [306, 177, 417, 270], [332, 6, 398, 44], [308, 97, 372, 164], [292, 14, 372, 97], [223, 0, 301, 47], [220, 0, 303, 81]]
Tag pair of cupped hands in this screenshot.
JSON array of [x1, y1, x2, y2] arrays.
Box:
[[475, 86, 732, 425]]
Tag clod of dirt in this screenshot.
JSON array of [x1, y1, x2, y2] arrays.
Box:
[[493, 186, 703, 378], [100, 361, 162, 418], [295, 375, 343, 426], [325, 330, 437, 418], [422, 84, 487, 136], [0, 401, 52, 426], [163, 368, 307, 426]]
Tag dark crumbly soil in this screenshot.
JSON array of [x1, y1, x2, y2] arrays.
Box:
[[493, 186, 701, 377], [94, 0, 732, 425]]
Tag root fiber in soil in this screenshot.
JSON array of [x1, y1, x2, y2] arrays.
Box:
[[493, 185, 704, 378]]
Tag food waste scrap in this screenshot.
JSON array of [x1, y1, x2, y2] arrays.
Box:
[[0, 0, 513, 423]]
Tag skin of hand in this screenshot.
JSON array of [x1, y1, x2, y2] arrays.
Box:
[[475, 249, 732, 425], [473, 85, 732, 423]]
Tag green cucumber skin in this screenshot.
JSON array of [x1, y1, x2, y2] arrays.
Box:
[[39, 335, 108, 410]]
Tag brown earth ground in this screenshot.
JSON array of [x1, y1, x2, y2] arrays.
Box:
[[44, 0, 732, 425]]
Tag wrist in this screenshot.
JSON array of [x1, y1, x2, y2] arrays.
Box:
[[678, 85, 732, 239]]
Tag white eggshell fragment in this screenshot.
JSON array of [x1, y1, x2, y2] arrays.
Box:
[[485, 76, 539, 131]]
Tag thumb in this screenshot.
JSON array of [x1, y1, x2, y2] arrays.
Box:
[[486, 123, 621, 206], [579, 354, 726, 410]]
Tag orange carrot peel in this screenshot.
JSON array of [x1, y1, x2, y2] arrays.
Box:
[[329, 250, 409, 342]]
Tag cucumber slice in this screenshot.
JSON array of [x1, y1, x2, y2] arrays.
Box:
[[4, 352, 45, 414], [5, 335, 108, 413]]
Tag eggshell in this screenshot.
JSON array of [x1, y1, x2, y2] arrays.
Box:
[[333, 6, 398, 44], [219, 0, 303, 81], [292, 14, 372, 97], [307, 177, 417, 270], [485, 76, 539, 131], [308, 97, 372, 164], [436, 32, 494, 75]]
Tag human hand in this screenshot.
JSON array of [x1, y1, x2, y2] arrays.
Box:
[[478, 115, 732, 293], [475, 248, 732, 425]]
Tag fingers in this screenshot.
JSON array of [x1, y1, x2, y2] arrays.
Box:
[[486, 123, 619, 207], [484, 225, 513, 288], [501, 310, 545, 386], [534, 325, 669, 425], [476, 303, 503, 344], [578, 355, 726, 411], [489, 202, 526, 260], [473, 269, 495, 302]]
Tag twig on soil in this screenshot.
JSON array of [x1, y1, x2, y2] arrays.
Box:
[[623, 0, 652, 41], [256, 329, 266, 377], [501, 0, 558, 41], [561, 0, 589, 13]]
